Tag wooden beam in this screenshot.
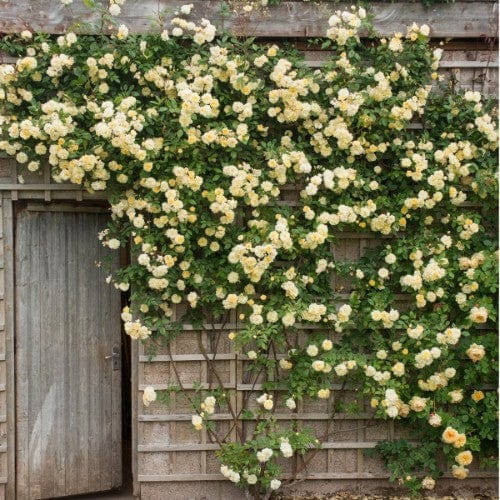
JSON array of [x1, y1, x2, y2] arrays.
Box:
[[305, 59, 499, 68], [0, 184, 86, 191], [0, 1, 496, 38], [138, 411, 375, 421], [137, 470, 498, 482], [136, 441, 380, 452]]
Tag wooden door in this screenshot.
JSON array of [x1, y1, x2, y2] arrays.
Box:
[[15, 205, 122, 499]]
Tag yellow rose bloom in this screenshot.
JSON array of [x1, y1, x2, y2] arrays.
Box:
[[471, 390, 485, 402], [317, 389, 330, 399], [455, 450, 473, 466], [453, 433, 467, 448], [442, 426, 459, 444], [452, 465, 469, 480]]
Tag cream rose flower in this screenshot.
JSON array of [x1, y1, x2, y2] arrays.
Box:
[[452, 465, 469, 479], [442, 426, 459, 444], [469, 306, 488, 323], [466, 343, 485, 362], [422, 476, 435, 490], [455, 450, 473, 466], [142, 386, 157, 407]]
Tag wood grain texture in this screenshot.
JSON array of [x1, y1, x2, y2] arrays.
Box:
[[1, 195, 14, 499], [15, 209, 122, 498], [131, 337, 140, 497], [136, 470, 498, 482], [0, 1, 497, 37]]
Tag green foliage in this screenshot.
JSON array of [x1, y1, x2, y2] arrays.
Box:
[[366, 438, 440, 494]]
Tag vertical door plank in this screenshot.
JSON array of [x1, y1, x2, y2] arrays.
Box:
[[53, 213, 67, 497], [14, 211, 30, 499], [109, 228, 122, 489], [28, 212, 42, 500], [65, 213, 79, 496], [96, 214, 111, 490], [39, 211, 53, 498], [85, 213, 100, 491]]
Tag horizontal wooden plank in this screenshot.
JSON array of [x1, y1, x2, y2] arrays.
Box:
[[139, 414, 237, 422], [139, 353, 235, 363], [140, 340, 418, 362], [25, 203, 108, 214], [3, 190, 106, 201], [237, 384, 355, 393], [136, 473, 391, 482], [137, 441, 382, 453], [137, 470, 498, 482], [157, 323, 331, 332], [0, 2, 496, 37], [139, 443, 220, 453], [0, 184, 85, 191], [139, 382, 358, 391], [305, 59, 499, 68], [138, 412, 374, 422], [139, 383, 235, 391], [439, 60, 498, 68]]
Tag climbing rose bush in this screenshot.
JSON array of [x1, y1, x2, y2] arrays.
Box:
[[0, 4, 497, 497]]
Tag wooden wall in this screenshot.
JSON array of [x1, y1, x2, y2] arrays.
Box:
[[0, 1, 498, 498], [0, 1, 497, 38]]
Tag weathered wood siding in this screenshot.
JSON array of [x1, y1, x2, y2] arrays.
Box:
[[15, 207, 122, 499], [0, 1, 497, 38], [302, 42, 499, 96]]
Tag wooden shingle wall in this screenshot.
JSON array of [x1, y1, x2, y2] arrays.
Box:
[[0, 1, 498, 498]]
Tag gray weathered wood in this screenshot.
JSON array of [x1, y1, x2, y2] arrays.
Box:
[[136, 442, 382, 452], [2, 195, 14, 499], [0, 1, 496, 37], [136, 470, 498, 482], [131, 334, 140, 497], [15, 209, 122, 498], [138, 411, 375, 421]]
